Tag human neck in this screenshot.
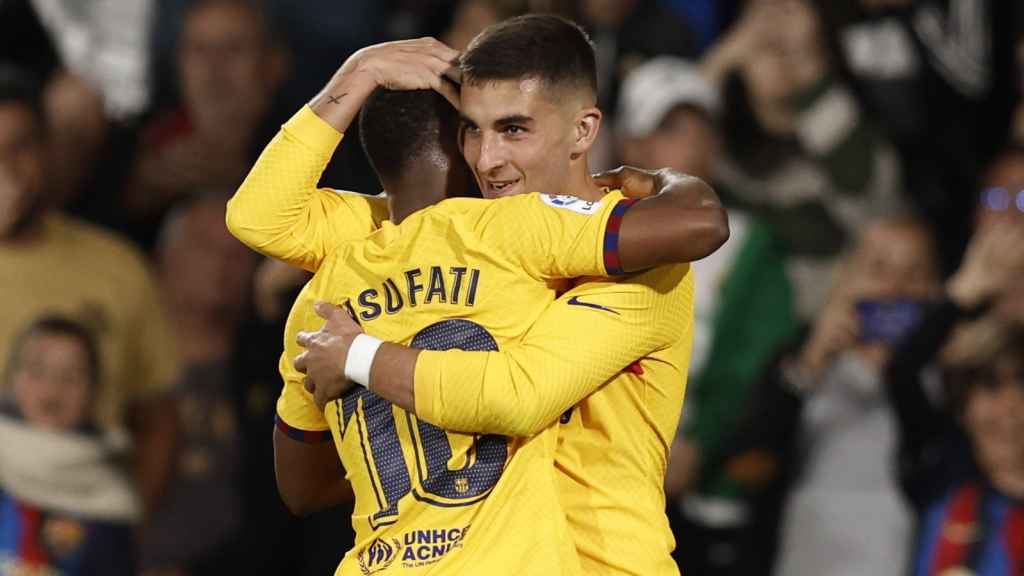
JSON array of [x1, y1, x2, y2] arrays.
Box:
[[386, 170, 450, 224], [562, 161, 603, 202]]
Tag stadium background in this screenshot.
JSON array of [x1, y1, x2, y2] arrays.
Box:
[[1, 0, 1023, 574]]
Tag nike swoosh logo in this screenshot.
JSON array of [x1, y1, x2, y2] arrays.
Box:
[[567, 295, 619, 315]]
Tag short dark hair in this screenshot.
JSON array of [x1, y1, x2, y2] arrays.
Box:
[[358, 88, 459, 183], [5, 316, 102, 392], [460, 14, 597, 98], [0, 64, 44, 125]]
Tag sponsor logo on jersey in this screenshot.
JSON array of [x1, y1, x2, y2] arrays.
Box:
[[358, 524, 472, 573], [566, 295, 619, 314], [542, 194, 602, 215], [358, 537, 402, 575], [400, 525, 470, 568]]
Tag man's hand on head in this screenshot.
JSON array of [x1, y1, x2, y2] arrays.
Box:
[[294, 301, 366, 410], [311, 37, 461, 133], [322, 37, 461, 106]]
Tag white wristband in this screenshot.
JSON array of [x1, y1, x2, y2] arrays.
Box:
[[344, 334, 384, 388]]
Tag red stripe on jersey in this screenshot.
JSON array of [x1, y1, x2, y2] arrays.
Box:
[[1005, 505, 1024, 575], [931, 483, 981, 573], [603, 199, 638, 275], [17, 502, 47, 564]]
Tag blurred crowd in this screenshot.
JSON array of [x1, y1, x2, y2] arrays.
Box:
[[0, 0, 1022, 574]]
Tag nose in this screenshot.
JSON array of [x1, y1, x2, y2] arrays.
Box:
[[476, 131, 506, 175]]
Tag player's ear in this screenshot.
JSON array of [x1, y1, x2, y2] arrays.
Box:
[[570, 106, 602, 160]]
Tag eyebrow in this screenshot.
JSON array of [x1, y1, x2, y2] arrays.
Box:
[[494, 114, 533, 128]]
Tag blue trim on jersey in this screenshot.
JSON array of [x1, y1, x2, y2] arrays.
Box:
[[0, 492, 20, 557], [275, 414, 332, 443], [915, 485, 1022, 575], [915, 491, 953, 575]]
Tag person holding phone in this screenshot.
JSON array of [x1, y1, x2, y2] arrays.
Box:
[[714, 216, 943, 576]]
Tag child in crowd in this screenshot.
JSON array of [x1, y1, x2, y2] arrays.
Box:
[[0, 316, 137, 575]]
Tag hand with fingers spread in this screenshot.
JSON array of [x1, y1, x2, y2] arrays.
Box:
[[294, 301, 366, 410]]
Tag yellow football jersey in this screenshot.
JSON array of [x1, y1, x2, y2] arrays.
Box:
[[276, 189, 633, 575], [412, 266, 695, 576], [226, 106, 390, 273], [554, 271, 693, 576]]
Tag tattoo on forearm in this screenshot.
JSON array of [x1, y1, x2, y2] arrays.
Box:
[[328, 93, 347, 105]]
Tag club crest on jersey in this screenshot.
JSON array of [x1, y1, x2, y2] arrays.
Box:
[[358, 537, 402, 575], [541, 194, 602, 215]]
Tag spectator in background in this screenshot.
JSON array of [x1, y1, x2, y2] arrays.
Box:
[[0, 64, 179, 517], [126, 0, 287, 249], [614, 56, 798, 575], [884, 216, 1024, 574], [574, 0, 699, 170], [0, 1, 139, 224], [140, 195, 256, 574], [575, 0, 697, 112], [701, 0, 903, 318], [904, 335, 1024, 576], [28, 0, 154, 121], [0, 316, 138, 575], [728, 216, 942, 576], [817, 0, 1020, 273], [141, 195, 355, 575], [42, 71, 109, 209]]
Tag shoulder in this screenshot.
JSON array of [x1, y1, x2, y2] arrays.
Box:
[[327, 189, 388, 211], [50, 215, 156, 287], [52, 216, 150, 268]]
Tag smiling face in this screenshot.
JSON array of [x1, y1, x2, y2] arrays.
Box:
[[459, 78, 582, 199]]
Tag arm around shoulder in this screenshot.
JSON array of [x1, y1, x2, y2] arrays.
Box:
[[618, 173, 729, 271]]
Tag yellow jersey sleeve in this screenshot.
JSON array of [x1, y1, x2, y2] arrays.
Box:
[[226, 106, 389, 272], [274, 353, 332, 442], [414, 264, 692, 436], [478, 191, 637, 281]]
